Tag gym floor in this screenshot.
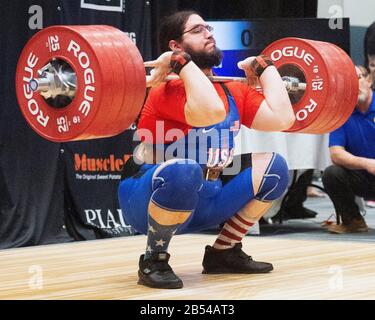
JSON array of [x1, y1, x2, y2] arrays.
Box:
[[0, 193, 374, 300]]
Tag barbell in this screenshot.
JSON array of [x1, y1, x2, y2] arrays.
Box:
[[15, 25, 359, 142]]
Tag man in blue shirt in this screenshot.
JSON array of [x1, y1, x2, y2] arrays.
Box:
[[364, 22, 375, 207], [322, 66, 375, 233]]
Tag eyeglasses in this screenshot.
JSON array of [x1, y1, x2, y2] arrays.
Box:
[[181, 24, 214, 36]]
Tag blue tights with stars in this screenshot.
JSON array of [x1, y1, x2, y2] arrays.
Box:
[[144, 159, 202, 260], [145, 215, 181, 259]]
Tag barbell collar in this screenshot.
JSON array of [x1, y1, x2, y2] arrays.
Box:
[[30, 63, 77, 100], [29, 78, 49, 92]]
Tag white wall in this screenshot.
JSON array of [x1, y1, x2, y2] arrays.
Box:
[[342, 0, 375, 27], [318, 0, 375, 65], [318, 0, 375, 27]]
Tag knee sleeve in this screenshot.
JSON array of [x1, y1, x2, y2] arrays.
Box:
[[255, 153, 289, 202], [151, 159, 203, 211]]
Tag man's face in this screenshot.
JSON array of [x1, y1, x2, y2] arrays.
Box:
[[356, 66, 373, 104], [179, 14, 222, 69], [368, 55, 375, 80]]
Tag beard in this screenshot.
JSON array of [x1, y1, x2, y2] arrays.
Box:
[[183, 44, 223, 69]]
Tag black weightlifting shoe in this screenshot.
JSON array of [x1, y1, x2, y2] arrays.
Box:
[[202, 243, 273, 274], [138, 252, 183, 289]]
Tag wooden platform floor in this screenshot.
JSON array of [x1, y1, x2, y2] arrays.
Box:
[[0, 234, 374, 300]]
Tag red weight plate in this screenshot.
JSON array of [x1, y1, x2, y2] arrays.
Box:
[[80, 26, 124, 138], [299, 41, 343, 133], [308, 43, 356, 134], [109, 27, 146, 132], [86, 26, 146, 136], [323, 43, 358, 133], [15, 25, 108, 142], [92, 26, 131, 135], [262, 38, 333, 133], [304, 41, 356, 134], [315, 45, 351, 133], [68, 26, 116, 139], [99, 26, 146, 135]]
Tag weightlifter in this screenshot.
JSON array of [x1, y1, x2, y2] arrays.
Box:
[[118, 11, 295, 289]]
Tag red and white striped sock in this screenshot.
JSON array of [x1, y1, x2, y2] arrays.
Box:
[[213, 213, 255, 250]]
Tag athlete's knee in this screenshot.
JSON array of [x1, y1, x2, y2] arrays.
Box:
[[255, 153, 289, 201], [151, 159, 203, 210]]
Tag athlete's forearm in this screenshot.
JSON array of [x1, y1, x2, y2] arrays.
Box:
[[259, 66, 295, 129], [180, 62, 225, 127]]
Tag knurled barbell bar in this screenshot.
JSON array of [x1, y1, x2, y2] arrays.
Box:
[[15, 25, 359, 142]]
